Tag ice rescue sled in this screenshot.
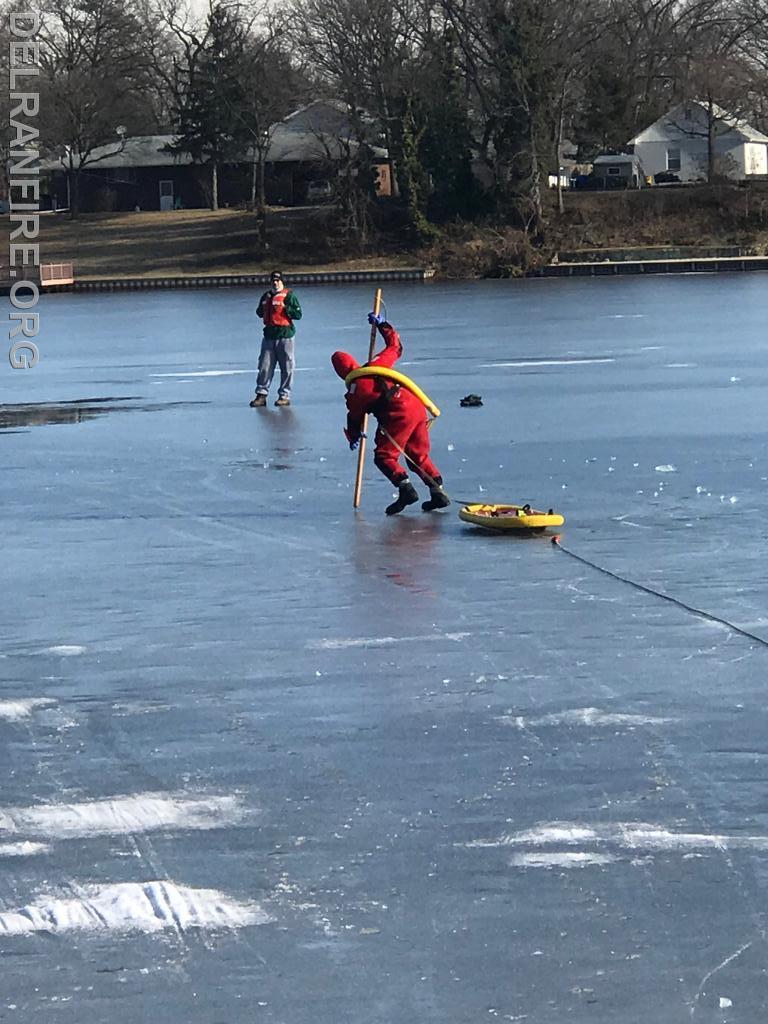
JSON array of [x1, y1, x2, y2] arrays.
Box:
[[459, 503, 564, 532]]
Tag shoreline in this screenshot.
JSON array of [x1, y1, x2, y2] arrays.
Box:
[[4, 254, 768, 297], [24, 267, 434, 295]]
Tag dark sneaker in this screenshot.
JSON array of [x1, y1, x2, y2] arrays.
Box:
[[422, 487, 451, 512], [275, 397, 291, 407], [385, 481, 419, 516], [249, 394, 267, 407]]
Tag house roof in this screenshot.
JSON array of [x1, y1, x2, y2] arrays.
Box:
[[629, 101, 768, 146], [262, 122, 387, 162], [39, 120, 387, 172], [38, 136, 191, 171], [593, 153, 639, 165], [282, 99, 380, 142]]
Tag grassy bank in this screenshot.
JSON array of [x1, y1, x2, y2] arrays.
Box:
[[23, 183, 768, 283], [423, 184, 768, 277], [30, 207, 417, 280]]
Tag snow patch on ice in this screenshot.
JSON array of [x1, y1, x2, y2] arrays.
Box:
[[465, 825, 599, 848], [0, 880, 269, 936], [480, 358, 614, 368], [509, 851, 617, 868], [464, 821, 768, 852], [0, 698, 55, 721], [655, 465, 676, 473], [0, 842, 49, 857], [309, 633, 470, 650], [506, 708, 675, 729], [0, 792, 243, 839], [43, 645, 86, 656], [151, 370, 251, 377]]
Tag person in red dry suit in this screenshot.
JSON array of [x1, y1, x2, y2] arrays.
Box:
[[331, 312, 450, 516]]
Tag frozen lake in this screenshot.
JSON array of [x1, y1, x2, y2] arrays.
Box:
[[2, 273, 768, 1022]]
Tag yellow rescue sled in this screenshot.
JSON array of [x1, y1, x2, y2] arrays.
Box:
[[459, 503, 565, 533]]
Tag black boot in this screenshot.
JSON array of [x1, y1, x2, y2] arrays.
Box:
[[385, 480, 419, 516], [422, 483, 451, 512]]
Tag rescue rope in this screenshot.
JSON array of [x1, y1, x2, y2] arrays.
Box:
[[378, 425, 477, 505], [551, 535, 768, 649]]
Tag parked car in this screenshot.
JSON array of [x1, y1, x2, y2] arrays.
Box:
[[306, 180, 334, 203], [653, 171, 681, 185]]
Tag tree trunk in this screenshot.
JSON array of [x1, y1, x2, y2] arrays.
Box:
[[258, 151, 266, 210], [555, 88, 566, 216], [707, 95, 715, 184], [256, 151, 267, 248], [378, 90, 400, 199], [66, 152, 78, 219], [211, 161, 219, 211], [69, 171, 80, 220], [529, 126, 545, 243]]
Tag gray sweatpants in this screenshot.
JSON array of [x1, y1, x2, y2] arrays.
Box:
[[255, 336, 294, 398]]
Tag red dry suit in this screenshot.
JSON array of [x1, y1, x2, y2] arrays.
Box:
[[331, 322, 442, 487]]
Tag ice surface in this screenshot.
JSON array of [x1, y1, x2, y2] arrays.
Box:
[[2, 275, 768, 1022]]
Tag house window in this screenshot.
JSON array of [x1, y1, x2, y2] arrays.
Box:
[[106, 167, 136, 184], [606, 166, 621, 175], [667, 148, 681, 172]]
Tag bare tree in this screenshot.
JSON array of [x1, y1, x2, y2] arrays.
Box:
[[37, 0, 156, 216], [545, 3, 607, 214], [740, 0, 768, 126], [664, 0, 759, 180], [288, 0, 434, 241], [229, 14, 305, 243], [440, 0, 556, 238]]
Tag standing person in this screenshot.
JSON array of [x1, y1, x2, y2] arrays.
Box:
[[250, 271, 302, 408], [331, 312, 450, 516]]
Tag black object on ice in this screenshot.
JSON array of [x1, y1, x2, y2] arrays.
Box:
[[460, 394, 483, 407]]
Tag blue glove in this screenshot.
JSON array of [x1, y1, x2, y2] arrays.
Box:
[[367, 312, 384, 326], [344, 428, 367, 450]]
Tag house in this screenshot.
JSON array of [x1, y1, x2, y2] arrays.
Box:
[[263, 101, 390, 202], [569, 153, 645, 190], [628, 101, 768, 183], [39, 136, 205, 212], [38, 101, 391, 212], [590, 153, 646, 188]]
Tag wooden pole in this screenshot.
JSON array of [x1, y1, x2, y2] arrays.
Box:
[[353, 287, 382, 508]]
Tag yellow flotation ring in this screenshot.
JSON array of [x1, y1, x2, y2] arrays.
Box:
[[344, 366, 440, 418], [459, 503, 565, 532]]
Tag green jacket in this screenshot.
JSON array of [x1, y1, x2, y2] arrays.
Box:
[[257, 289, 302, 340]]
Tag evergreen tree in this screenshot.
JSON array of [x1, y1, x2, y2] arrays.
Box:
[[574, 64, 636, 156], [418, 29, 483, 221], [390, 92, 436, 243], [170, 4, 249, 210]]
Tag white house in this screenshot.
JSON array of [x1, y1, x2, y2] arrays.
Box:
[[628, 101, 768, 182]]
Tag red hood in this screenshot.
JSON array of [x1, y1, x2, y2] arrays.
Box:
[[331, 351, 359, 380]]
